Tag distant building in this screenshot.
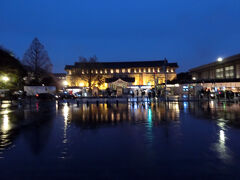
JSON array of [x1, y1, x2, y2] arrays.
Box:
[[65, 59, 178, 91], [189, 54, 240, 91], [54, 73, 66, 81]]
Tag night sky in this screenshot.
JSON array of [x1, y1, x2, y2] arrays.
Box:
[[1, 0, 240, 73]]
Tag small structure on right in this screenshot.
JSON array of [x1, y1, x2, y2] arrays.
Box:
[[189, 53, 240, 92]]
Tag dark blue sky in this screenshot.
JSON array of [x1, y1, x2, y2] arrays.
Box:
[[1, 0, 240, 73]]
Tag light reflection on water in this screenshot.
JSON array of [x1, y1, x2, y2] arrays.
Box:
[[59, 103, 71, 159], [146, 108, 153, 144], [2, 110, 10, 133], [213, 120, 233, 164], [0, 101, 240, 178], [0, 109, 13, 156]]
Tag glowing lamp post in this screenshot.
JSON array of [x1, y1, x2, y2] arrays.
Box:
[[79, 82, 84, 87], [2, 76, 9, 82], [217, 57, 223, 62], [63, 81, 68, 86], [62, 81, 68, 92]]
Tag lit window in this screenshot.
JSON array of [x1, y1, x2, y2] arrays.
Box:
[[171, 69, 174, 72], [134, 69, 137, 73], [152, 68, 155, 73], [105, 69, 107, 74], [100, 70, 103, 74], [143, 68, 146, 73], [139, 68, 142, 73], [166, 68, 169, 73], [216, 68, 224, 78], [148, 68, 151, 73], [111, 69, 114, 73], [128, 68, 131, 73], [225, 66, 234, 78], [69, 70, 72, 75], [157, 68, 160, 72], [122, 69, 125, 73], [116, 69, 119, 73], [82, 70, 84, 74], [95, 70, 98, 74], [91, 70, 93, 73]]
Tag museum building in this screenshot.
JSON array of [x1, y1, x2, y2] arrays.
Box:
[[65, 59, 178, 90]]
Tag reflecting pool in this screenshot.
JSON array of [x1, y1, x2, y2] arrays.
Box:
[[0, 101, 240, 179]]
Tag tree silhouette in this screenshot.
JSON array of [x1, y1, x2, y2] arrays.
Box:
[[0, 48, 24, 89], [77, 55, 104, 91], [22, 38, 52, 83]]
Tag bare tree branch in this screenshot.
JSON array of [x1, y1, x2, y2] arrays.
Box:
[[77, 55, 103, 90], [22, 38, 52, 83]]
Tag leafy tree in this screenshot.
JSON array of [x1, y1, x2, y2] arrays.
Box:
[[22, 38, 52, 84]]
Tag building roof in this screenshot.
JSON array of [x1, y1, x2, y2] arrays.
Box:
[[105, 77, 135, 83], [189, 53, 240, 72], [169, 78, 240, 84], [53, 73, 66, 77], [65, 60, 178, 70]]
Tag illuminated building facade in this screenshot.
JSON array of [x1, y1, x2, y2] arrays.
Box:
[[189, 53, 240, 91], [65, 60, 178, 90], [190, 54, 240, 80]]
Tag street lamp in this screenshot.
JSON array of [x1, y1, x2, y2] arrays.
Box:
[[217, 57, 223, 62], [63, 81, 68, 86], [79, 82, 84, 87], [2, 76, 9, 82]]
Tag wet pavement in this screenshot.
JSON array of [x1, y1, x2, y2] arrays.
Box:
[[0, 100, 240, 179]]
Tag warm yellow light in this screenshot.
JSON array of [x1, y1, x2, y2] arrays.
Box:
[[2, 76, 9, 82], [111, 69, 114, 73], [79, 82, 84, 87], [3, 110, 9, 115], [63, 104, 69, 121], [63, 81, 68, 86], [2, 114, 9, 132]]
